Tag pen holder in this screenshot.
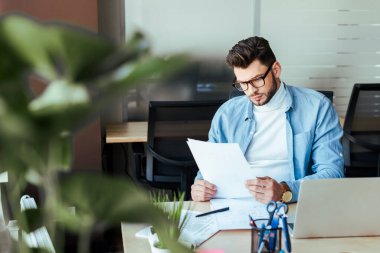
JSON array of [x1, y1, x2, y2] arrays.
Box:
[[251, 227, 282, 253]]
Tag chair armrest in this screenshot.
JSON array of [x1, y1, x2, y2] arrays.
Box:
[[147, 145, 196, 167], [344, 132, 380, 152]]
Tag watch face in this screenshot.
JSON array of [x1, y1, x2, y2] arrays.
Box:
[[282, 191, 292, 203]]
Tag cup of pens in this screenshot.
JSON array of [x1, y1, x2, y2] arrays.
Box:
[[249, 201, 292, 253], [251, 225, 282, 253]]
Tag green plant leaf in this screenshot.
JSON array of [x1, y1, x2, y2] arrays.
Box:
[[49, 25, 115, 81], [0, 14, 117, 82], [1, 15, 59, 80], [0, 24, 28, 82], [57, 173, 192, 253], [18, 209, 44, 233], [46, 134, 72, 172], [92, 55, 187, 110], [0, 13, 191, 253], [29, 79, 90, 116], [75, 32, 150, 82], [0, 104, 33, 141], [150, 191, 191, 248]]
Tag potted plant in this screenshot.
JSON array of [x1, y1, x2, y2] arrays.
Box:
[[149, 192, 191, 253], [0, 14, 191, 253]]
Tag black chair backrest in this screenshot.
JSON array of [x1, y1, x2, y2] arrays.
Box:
[[343, 83, 380, 177], [317, 90, 334, 103], [229, 87, 334, 102], [229, 89, 245, 99], [146, 100, 225, 192]]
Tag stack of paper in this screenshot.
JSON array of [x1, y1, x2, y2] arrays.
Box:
[[135, 210, 219, 248], [210, 198, 269, 230], [135, 139, 274, 247], [179, 210, 219, 247], [136, 201, 269, 248], [187, 139, 270, 229]]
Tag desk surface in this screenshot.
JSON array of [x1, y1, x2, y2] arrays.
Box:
[[106, 122, 147, 143], [107, 117, 345, 144], [122, 201, 380, 253]]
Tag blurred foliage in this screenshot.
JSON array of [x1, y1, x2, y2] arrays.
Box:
[[150, 191, 191, 249], [0, 14, 190, 253]]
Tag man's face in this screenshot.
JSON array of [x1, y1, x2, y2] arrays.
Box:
[[234, 60, 281, 106]]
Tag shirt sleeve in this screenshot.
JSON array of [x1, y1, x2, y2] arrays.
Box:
[[285, 96, 344, 202]]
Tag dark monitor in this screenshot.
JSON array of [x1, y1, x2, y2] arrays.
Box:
[[125, 60, 233, 121]]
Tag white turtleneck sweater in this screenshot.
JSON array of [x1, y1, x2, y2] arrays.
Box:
[[245, 82, 292, 183]]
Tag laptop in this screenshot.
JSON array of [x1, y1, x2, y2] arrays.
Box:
[[291, 178, 380, 238]]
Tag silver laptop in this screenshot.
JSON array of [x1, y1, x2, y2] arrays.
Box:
[[292, 178, 380, 238]]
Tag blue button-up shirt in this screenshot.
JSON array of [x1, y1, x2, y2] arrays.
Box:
[[196, 84, 344, 201]]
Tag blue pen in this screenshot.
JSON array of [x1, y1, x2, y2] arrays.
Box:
[[282, 216, 291, 253], [258, 223, 265, 246], [257, 240, 266, 253], [257, 224, 268, 253], [269, 214, 280, 252]]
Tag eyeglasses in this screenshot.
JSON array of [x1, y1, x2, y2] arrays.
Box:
[[232, 64, 273, 92]]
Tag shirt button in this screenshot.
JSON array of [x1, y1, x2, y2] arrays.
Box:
[[250, 131, 253, 135]]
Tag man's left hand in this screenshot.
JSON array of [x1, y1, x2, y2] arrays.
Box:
[[245, 176, 284, 204]]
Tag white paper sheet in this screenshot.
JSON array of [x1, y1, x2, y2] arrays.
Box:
[[187, 139, 252, 198], [135, 200, 269, 248], [210, 198, 269, 230], [135, 210, 220, 248], [179, 210, 219, 247]]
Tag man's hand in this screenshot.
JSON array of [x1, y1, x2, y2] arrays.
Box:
[[245, 176, 284, 204], [191, 180, 217, 202]]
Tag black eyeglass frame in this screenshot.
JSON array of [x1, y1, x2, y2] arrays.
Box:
[[232, 63, 274, 91]]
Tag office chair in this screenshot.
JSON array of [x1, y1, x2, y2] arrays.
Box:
[[134, 100, 225, 198], [343, 83, 380, 177], [229, 86, 334, 102], [317, 90, 334, 103]]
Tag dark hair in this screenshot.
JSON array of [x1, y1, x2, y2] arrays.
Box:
[[226, 36, 276, 68]]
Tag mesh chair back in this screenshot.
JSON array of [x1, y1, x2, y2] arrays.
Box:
[[146, 100, 225, 193], [229, 87, 334, 102], [343, 83, 380, 177]]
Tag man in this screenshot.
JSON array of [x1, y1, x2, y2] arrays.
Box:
[[191, 36, 344, 203]]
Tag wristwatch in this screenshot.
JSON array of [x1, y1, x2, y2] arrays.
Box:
[[280, 182, 293, 203]]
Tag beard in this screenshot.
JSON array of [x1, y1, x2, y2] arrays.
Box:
[[252, 71, 278, 106]]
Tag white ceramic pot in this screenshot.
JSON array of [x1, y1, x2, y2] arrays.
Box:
[[148, 230, 171, 253], [150, 244, 171, 253]]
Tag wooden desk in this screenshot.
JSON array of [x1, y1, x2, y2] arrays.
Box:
[[106, 122, 147, 143], [106, 117, 345, 144], [122, 201, 380, 253]]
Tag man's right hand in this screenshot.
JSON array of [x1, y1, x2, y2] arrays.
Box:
[[191, 180, 217, 202]]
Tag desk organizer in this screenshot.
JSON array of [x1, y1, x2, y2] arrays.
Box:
[[251, 227, 282, 253]]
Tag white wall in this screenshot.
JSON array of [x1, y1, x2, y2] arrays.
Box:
[[261, 0, 380, 116], [125, 0, 256, 59], [125, 0, 380, 117]]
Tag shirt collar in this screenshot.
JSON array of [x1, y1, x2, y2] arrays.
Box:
[[284, 82, 294, 111]]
